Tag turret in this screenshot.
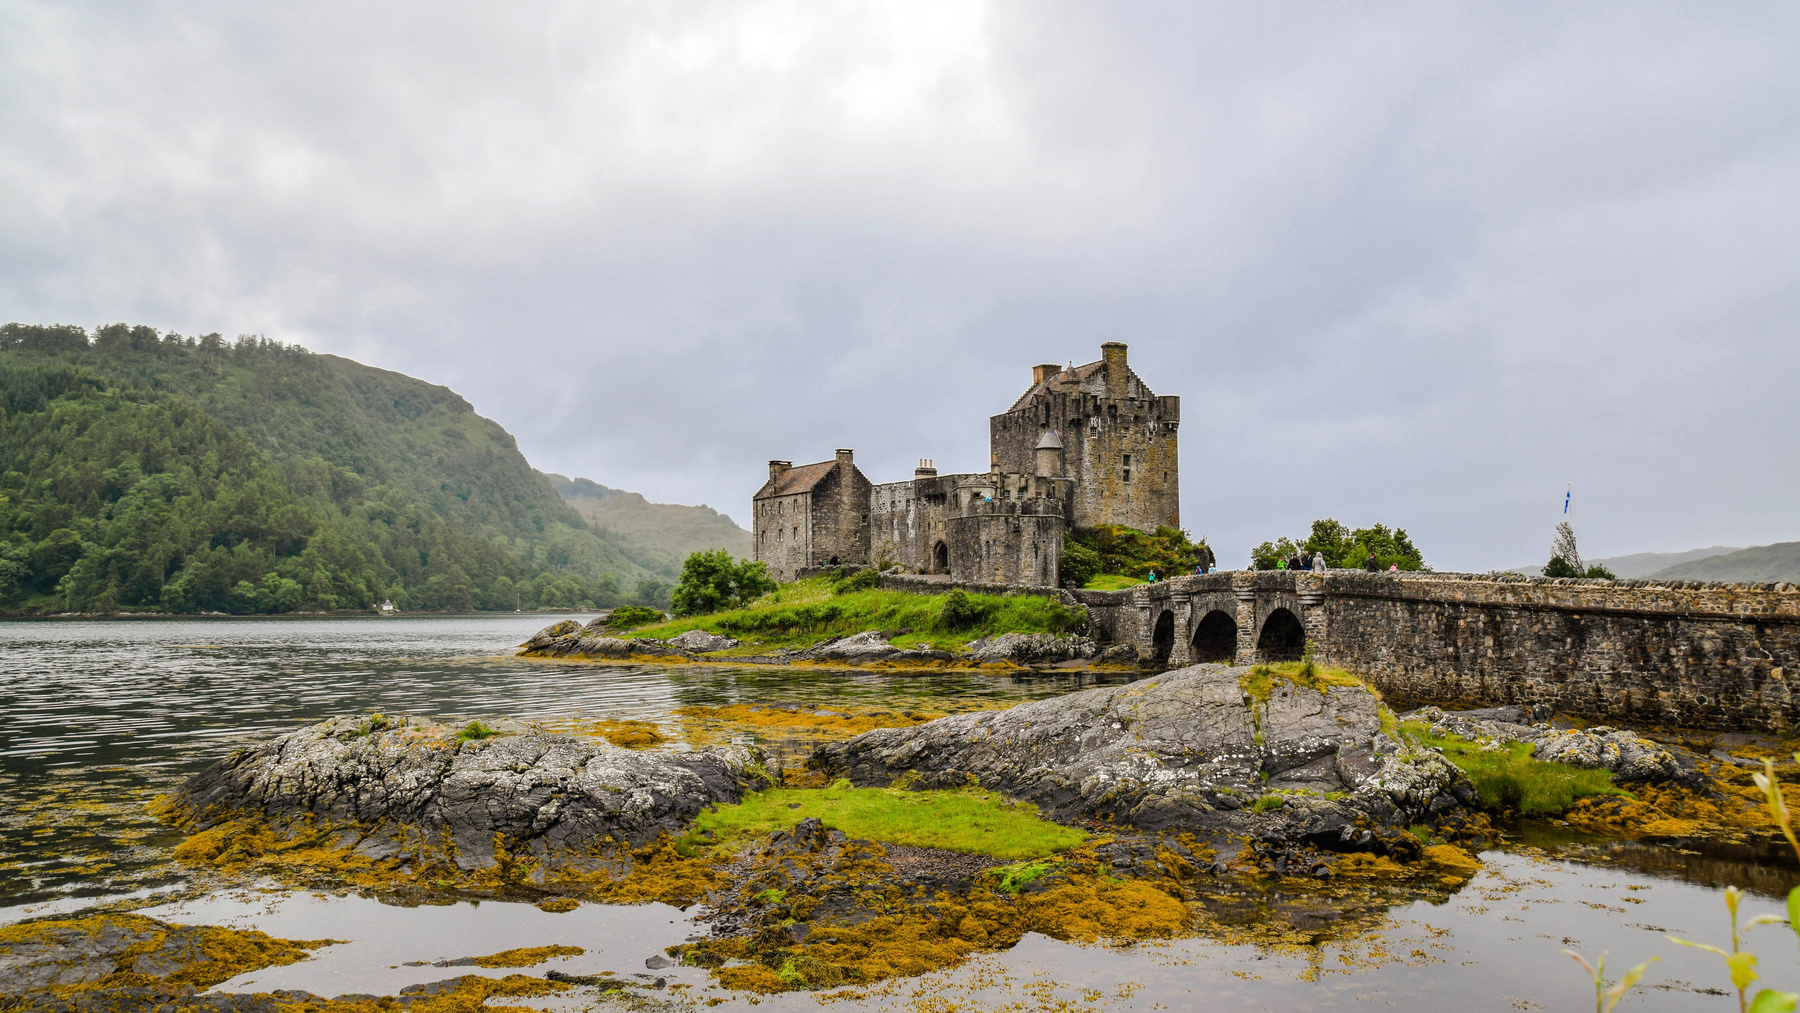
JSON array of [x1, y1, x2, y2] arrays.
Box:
[[1034, 429, 1064, 477]]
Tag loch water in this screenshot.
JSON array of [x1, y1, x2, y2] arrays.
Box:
[[3, 614, 1797, 1011]]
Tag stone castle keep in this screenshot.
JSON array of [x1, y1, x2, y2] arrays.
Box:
[[753, 342, 1179, 584]]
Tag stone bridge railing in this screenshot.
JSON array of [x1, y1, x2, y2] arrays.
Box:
[[1075, 570, 1800, 731]]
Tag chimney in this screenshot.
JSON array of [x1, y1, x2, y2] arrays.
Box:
[[914, 458, 937, 479], [1032, 363, 1062, 385], [768, 460, 792, 481], [835, 448, 854, 469], [1101, 342, 1128, 398]]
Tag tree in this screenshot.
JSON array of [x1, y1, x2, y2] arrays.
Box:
[[670, 550, 776, 616], [1059, 541, 1101, 588], [1548, 521, 1583, 575], [1254, 520, 1427, 571]]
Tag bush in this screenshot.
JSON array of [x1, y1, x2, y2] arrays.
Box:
[[940, 589, 989, 628], [831, 568, 881, 595], [604, 605, 665, 629], [1070, 525, 1206, 579], [1544, 555, 1580, 578], [671, 550, 778, 616], [1059, 541, 1100, 588]]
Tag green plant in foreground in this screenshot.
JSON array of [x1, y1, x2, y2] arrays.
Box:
[[1574, 754, 1800, 1012], [457, 720, 497, 741], [1562, 950, 1658, 1013]]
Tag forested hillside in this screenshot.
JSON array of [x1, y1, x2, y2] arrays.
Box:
[[546, 473, 752, 565], [0, 322, 674, 614]]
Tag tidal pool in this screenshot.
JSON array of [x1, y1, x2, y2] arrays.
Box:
[[2, 614, 1796, 1010]]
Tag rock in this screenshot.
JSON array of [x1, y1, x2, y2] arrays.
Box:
[[811, 664, 1474, 851], [668, 630, 739, 653], [1406, 706, 1709, 791], [804, 631, 901, 661], [965, 633, 1097, 665], [522, 620, 582, 650], [1095, 643, 1139, 664], [171, 714, 769, 869]]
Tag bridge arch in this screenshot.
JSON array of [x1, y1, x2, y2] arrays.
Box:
[[1256, 607, 1305, 661], [1191, 609, 1237, 663], [1151, 609, 1176, 664]]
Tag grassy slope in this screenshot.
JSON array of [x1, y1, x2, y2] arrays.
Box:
[[1648, 541, 1800, 582], [629, 576, 1085, 654], [558, 488, 751, 567]]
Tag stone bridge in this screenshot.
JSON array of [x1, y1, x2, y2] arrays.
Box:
[[1074, 570, 1800, 731]]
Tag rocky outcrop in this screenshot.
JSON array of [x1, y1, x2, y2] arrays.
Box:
[[668, 629, 740, 653], [170, 715, 768, 870], [811, 663, 1475, 853], [965, 633, 1097, 665], [1406, 705, 1710, 790]]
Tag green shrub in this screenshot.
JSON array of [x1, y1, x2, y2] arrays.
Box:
[[604, 605, 665, 629], [1070, 525, 1206, 579], [939, 589, 989, 628], [831, 568, 881, 595], [1059, 541, 1101, 588]]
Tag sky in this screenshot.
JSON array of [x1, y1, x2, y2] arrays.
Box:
[[3, 2, 1797, 572]]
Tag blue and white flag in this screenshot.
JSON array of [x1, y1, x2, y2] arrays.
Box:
[[1563, 489, 1570, 514]]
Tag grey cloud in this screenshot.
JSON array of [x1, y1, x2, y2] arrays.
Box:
[[1, 1, 1795, 569]]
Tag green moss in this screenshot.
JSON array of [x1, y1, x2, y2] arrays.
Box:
[[1251, 795, 1286, 814], [1397, 719, 1632, 815], [625, 577, 1088, 654], [691, 785, 1086, 861], [1082, 574, 1145, 590], [1240, 662, 1368, 706]]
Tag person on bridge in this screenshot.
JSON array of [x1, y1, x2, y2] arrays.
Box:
[[1311, 551, 1326, 573], [1365, 551, 1380, 572], [1287, 551, 1305, 572]]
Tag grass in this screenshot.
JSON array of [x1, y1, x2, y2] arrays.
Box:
[[691, 784, 1087, 861], [456, 720, 498, 741], [1239, 661, 1368, 706], [1397, 719, 1633, 815], [626, 576, 1088, 654], [1083, 573, 1145, 590]]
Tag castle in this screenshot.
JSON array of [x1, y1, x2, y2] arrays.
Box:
[[752, 342, 1180, 585]]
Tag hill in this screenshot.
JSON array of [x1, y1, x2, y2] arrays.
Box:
[[0, 322, 677, 613], [1510, 545, 1742, 578], [546, 473, 752, 565], [1647, 542, 1800, 582]]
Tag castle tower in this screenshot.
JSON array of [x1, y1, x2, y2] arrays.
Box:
[[989, 343, 1180, 533]]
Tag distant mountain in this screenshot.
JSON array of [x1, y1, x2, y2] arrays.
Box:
[[1647, 542, 1800, 582], [0, 322, 674, 613], [1510, 545, 1742, 578], [546, 473, 752, 565]]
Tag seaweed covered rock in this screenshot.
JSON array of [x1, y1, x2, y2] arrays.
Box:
[[811, 663, 1475, 852], [168, 715, 768, 871], [1406, 705, 1709, 790]]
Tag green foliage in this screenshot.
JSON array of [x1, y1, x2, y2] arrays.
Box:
[[670, 549, 777, 616], [1082, 573, 1144, 590], [640, 576, 1089, 653], [456, 720, 498, 741], [986, 859, 1057, 895], [1253, 518, 1426, 571], [1398, 719, 1629, 814], [603, 605, 665, 629], [1069, 525, 1206, 579], [1251, 795, 1286, 814], [831, 568, 881, 595], [1544, 555, 1582, 578], [0, 326, 657, 614], [1585, 564, 1617, 580], [1058, 540, 1101, 588], [939, 588, 989, 628], [690, 784, 1086, 861], [632, 577, 671, 609]]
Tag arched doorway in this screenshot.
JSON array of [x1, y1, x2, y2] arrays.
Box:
[[932, 541, 949, 573], [1257, 607, 1305, 661], [1192, 609, 1237, 663], [1152, 610, 1176, 664]]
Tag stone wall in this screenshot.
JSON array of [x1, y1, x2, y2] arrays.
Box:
[[1077, 570, 1800, 731]]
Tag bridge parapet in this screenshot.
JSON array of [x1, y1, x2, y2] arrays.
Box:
[[1077, 569, 1800, 731]]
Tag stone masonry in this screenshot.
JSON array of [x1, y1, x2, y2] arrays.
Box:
[[1075, 569, 1800, 731], [754, 343, 1179, 585]]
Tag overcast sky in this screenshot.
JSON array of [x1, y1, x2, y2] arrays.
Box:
[[3, 2, 1797, 571]]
